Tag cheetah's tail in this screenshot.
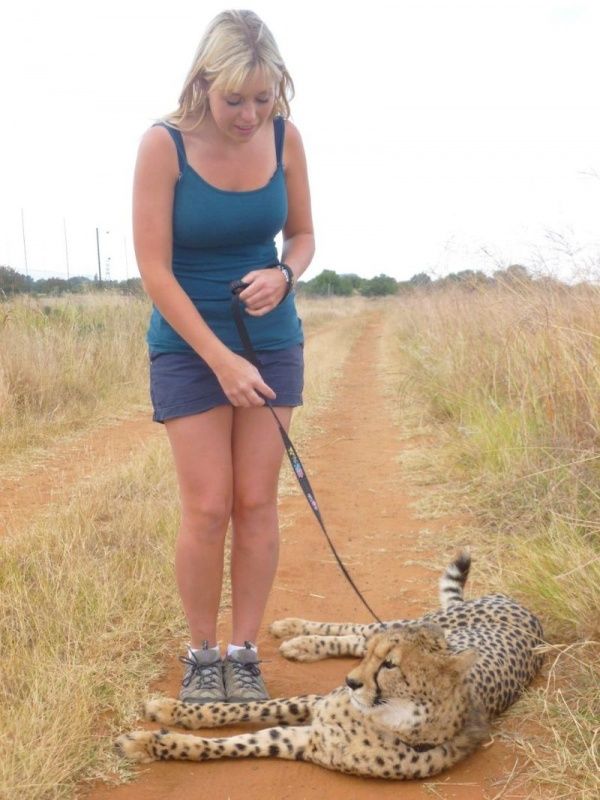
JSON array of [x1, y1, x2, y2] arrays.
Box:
[[439, 551, 471, 610]]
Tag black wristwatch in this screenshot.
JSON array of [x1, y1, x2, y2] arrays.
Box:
[[276, 262, 295, 302]]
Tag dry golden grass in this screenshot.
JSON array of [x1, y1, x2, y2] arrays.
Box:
[[0, 438, 184, 800], [0, 294, 371, 800], [0, 293, 150, 469], [381, 281, 600, 799]]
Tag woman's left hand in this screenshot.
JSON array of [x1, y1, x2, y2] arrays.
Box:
[[238, 268, 289, 316]]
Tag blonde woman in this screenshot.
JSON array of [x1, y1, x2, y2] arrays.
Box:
[[133, 10, 314, 703]]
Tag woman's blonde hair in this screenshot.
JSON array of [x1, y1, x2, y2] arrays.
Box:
[[164, 10, 294, 130]]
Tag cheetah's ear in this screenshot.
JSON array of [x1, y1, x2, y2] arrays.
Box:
[[447, 648, 478, 676], [412, 623, 447, 650], [418, 623, 446, 641]]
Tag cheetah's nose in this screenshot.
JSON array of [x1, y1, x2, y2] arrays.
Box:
[[345, 676, 363, 691]]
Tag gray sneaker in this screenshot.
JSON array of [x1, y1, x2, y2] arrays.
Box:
[[178, 642, 226, 704], [223, 642, 270, 702]]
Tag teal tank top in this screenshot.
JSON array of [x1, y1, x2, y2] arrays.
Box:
[[147, 117, 303, 353]]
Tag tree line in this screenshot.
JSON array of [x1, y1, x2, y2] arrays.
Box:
[[0, 263, 550, 298], [0, 267, 144, 297], [297, 264, 565, 295]]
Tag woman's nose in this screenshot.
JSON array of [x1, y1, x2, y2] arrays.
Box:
[[239, 104, 257, 122]]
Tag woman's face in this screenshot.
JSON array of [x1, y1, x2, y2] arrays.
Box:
[[207, 69, 276, 142]]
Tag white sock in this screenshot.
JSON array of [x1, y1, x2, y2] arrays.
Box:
[[227, 642, 257, 656], [189, 643, 220, 658]]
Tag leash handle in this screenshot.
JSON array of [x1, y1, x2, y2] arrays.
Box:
[[231, 279, 249, 294], [230, 280, 260, 366], [229, 283, 382, 624]]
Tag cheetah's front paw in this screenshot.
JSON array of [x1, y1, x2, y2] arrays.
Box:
[[115, 730, 162, 763], [145, 696, 178, 725], [279, 635, 325, 662], [269, 618, 308, 638]]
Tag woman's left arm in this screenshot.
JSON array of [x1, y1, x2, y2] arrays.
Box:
[[279, 120, 315, 281], [241, 121, 315, 316]]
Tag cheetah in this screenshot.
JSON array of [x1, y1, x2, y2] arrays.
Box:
[[116, 553, 544, 780]]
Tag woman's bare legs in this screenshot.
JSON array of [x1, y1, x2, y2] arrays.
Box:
[[164, 403, 292, 648], [165, 407, 234, 649], [230, 405, 292, 645]]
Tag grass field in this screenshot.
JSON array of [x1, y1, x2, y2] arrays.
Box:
[[0, 293, 150, 471], [384, 280, 599, 799]]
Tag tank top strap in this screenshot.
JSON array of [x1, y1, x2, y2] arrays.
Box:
[[152, 121, 187, 174], [274, 116, 285, 167]]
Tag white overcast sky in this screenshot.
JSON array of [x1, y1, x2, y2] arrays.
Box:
[[0, 0, 598, 283]]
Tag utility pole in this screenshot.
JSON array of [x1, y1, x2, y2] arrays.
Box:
[[63, 217, 70, 280], [21, 208, 29, 276], [96, 227, 102, 285]]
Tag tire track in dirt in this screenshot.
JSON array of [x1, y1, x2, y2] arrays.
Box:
[[0, 414, 161, 535], [81, 314, 528, 800]]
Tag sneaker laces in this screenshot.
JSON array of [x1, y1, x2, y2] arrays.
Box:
[[229, 658, 264, 688], [179, 654, 222, 690]]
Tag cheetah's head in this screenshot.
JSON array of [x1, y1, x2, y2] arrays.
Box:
[[345, 625, 479, 745]]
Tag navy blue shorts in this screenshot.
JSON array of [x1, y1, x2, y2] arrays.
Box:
[[149, 345, 304, 423]]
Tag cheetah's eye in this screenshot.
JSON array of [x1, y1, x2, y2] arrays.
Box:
[[382, 660, 396, 669]]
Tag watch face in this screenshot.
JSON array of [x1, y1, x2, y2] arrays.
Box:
[[279, 264, 293, 284]]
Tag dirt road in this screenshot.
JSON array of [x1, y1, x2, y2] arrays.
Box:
[[73, 315, 526, 799]]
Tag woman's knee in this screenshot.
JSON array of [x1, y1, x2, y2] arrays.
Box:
[[180, 496, 232, 539], [232, 492, 277, 524]]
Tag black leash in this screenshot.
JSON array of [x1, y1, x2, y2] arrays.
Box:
[[230, 280, 382, 624]]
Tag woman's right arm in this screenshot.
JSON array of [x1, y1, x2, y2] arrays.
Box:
[[132, 126, 275, 407]]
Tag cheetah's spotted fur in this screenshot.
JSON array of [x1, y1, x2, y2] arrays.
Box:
[[116, 553, 543, 780]]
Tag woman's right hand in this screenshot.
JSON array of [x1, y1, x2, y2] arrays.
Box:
[[213, 352, 276, 407]]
